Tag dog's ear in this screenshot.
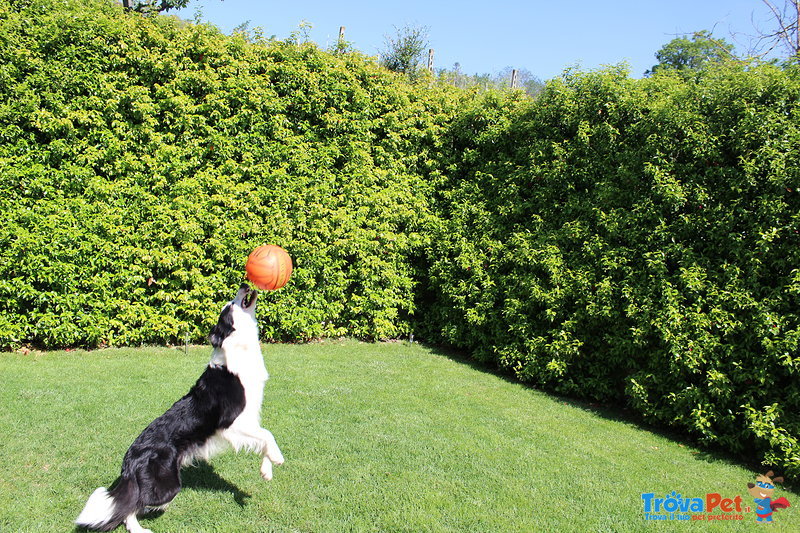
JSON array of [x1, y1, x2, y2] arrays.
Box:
[[773, 477, 784, 484], [765, 470, 775, 478], [748, 483, 756, 489], [209, 305, 234, 349]]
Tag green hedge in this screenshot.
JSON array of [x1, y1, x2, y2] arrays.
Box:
[[0, 0, 461, 347], [422, 65, 800, 477], [2, 0, 799, 479]]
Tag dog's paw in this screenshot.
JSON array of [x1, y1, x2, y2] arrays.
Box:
[[260, 457, 273, 481], [124, 514, 153, 533], [270, 450, 285, 466], [265, 442, 284, 466]]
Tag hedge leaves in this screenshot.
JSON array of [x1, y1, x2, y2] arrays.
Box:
[[2, 0, 799, 479], [0, 0, 458, 347]]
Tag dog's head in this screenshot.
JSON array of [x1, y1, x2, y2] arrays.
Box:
[[209, 284, 258, 349], [747, 471, 784, 500]]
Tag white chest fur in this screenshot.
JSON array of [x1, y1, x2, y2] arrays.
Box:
[[209, 303, 269, 417], [181, 288, 284, 477]]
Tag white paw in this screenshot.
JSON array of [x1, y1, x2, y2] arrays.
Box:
[[124, 515, 153, 533], [270, 451, 285, 466], [260, 458, 273, 481]]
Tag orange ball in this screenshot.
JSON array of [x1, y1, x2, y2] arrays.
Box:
[[245, 245, 293, 291]]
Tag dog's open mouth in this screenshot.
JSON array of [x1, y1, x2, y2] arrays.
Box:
[[242, 288, 257, 309]]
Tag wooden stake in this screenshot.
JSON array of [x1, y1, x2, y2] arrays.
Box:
[[428, 48, 435, 72], [511, 69, 519, 89]]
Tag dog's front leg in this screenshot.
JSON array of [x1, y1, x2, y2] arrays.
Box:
[[222, 425, 284, 480], [255, 427, 284, 481]]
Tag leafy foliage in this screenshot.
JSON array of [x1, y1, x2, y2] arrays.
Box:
[[121, 0, 190, 14], [421, 64, 800, 478], [2, 0, 800, 481], [379, 24, 431, 79], [646, 30, 736, 77], [0, 0, 461, 347]]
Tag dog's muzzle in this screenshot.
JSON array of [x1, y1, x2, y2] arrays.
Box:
[[241, 284, 257, 309]]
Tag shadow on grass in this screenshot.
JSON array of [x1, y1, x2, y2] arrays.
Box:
[[419, 340, 799, 495], [182, 461, 251, 507]]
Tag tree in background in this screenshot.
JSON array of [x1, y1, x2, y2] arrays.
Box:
[[645, 30, 735, 76], [121, 0, 190, 14], [380, 24, 430, 78]]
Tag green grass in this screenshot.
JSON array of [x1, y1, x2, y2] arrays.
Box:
[[0, 340, 797, 532]]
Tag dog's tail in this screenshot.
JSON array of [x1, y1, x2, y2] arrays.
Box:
[[75, 476, 139, 531]]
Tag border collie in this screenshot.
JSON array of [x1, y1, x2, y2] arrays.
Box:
[[76, 284, 284, 533]]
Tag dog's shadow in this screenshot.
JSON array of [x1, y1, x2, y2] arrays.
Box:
[[181, 461, 251, 507]]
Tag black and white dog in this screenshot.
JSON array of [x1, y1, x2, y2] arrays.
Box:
[[76, 284, 283, 533]]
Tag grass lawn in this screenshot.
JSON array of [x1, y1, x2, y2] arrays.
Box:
[[0, 339, 797, 532]]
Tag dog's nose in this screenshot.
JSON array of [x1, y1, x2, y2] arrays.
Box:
[[240, 282, 251, 291]]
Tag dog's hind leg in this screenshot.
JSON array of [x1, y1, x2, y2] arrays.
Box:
[[139, 454, 183, 509]]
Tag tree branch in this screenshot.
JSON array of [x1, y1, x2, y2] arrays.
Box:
[[761, 0, 799, 55]]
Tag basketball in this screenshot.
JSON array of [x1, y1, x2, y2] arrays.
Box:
[[245, 245, 293, 291]]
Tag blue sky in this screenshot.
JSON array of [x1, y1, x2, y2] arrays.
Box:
[[174, 1, 783, 80]]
